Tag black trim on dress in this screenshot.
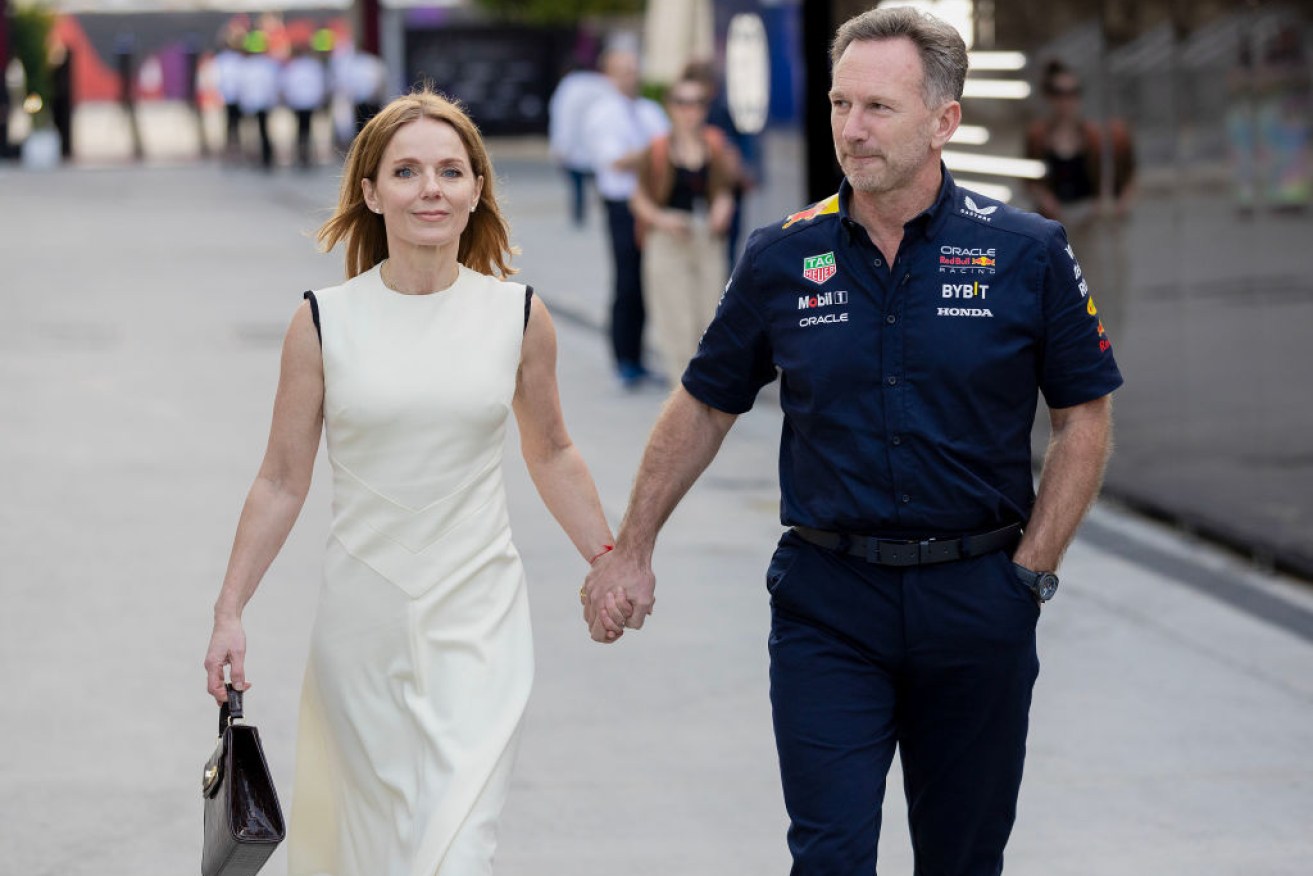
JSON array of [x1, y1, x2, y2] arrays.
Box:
[[303, 290, 321, 343]]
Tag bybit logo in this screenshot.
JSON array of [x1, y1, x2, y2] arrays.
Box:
[[942, 282, 989, 300]]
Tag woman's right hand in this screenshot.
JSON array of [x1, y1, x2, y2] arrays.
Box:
[[204, 615, 249, 705], [655, 210, 693, 238]]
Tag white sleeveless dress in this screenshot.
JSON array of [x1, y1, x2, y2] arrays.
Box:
[[288, 262, 534, 876]]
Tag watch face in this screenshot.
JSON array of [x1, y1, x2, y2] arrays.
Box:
[[1037, 573, 1059, 601]]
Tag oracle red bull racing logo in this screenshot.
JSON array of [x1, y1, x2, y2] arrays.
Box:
[[938, 245, 998, 274]]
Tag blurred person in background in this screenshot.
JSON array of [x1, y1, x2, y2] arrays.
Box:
[[548, 60, 609, 227], [238, 31, 281, 169], [684, 59, 759, 270], [630, 73, 739, 384], [1257, 23, 1311, 212], [1025, 59, 1135, 335], [584, 47, 669, 389], [346, 45, 387, 137], [214, 28, 245, 160], [282, 42, 328, 168]]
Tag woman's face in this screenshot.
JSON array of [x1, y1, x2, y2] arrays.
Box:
[[666, 83, 709, 131], [361, 117, 484, 254], [1044, 73, 1082, 120]]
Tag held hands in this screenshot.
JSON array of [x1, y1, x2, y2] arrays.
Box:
[[204, 615, 250, 705], [580, 549, 656, 644]]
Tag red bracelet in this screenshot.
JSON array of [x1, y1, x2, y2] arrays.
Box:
[[588, 544, 615, 565]]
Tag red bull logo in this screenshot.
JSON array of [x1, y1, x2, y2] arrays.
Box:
[[939, 255, 996, 268], [783, 195, 840, 229]]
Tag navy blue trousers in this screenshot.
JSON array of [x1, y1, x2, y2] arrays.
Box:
[[766, 531, 1040, 876], [602, 197, 646, 372]]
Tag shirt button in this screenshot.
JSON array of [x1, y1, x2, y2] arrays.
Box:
[[886, 314, 897, 324], [901, 494, 911, 504], [887, 376, 898, 386], [891, 435, 902, 445], [873, 258, 883, 266]]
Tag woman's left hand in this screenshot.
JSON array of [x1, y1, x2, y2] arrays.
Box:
[[204, 615, 250, 704]]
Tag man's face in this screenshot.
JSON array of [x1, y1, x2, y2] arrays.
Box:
[[829, 38, 954, 195], [606, 52, 640, 99]]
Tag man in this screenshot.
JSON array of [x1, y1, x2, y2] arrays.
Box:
[[236, 32, 281, 170], [214, 28, 246, 159], [281, 43, 328, 168], [548, 62, 609, 226], [583, 48, 669, 389], [582, 7, 1121, 875]]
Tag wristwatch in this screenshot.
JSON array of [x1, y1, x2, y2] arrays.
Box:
[[1012, 564, 1060, 604]]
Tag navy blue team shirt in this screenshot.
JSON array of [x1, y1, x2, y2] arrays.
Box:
[[682, 167, 1123, 536]]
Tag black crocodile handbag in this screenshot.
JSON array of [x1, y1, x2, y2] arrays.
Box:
[[201, 685, 286, 876]]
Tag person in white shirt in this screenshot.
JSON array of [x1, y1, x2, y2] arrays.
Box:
[[213, 32, 245, 159], [548, 65, 610, 226], [346, 49, 387, 136], [583, 48, 669, 388], [237, 40, 282, 169], [281, 45, 328, 168]]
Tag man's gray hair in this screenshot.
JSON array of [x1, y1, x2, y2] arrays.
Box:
[[830, 6, 968, 108]]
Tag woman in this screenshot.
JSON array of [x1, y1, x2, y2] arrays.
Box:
[[1024, 60, 1135, 335], [630, 74, 739, 383], [203, 88, 617, 875]]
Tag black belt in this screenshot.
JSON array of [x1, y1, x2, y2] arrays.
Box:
[[791, 523, 1022, 567]]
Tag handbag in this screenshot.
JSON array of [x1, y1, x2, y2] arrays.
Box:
[[201, 685, 286, 876]]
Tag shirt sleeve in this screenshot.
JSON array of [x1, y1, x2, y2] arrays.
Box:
[[1038, 225, 1124, 408], [680, 232, 777, 414]]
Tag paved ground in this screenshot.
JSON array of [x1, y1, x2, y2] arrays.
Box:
[[2, 151, 1312, 875]]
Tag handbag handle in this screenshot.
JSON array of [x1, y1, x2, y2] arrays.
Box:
[[218, 684, 244, 735]]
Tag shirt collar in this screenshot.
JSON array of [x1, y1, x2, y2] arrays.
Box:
[[837, 162, 958, 244]]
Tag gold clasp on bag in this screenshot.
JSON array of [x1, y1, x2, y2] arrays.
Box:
[[202, 764, 220, 794], [202, 737, 224, 797]]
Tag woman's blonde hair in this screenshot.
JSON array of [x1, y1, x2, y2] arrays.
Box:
[[317, 87, 517, 279]]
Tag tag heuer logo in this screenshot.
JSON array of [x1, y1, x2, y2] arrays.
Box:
[[962, 195, 998, 219], [803, 252, 837, 285]]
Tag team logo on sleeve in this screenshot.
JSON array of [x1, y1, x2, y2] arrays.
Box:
[[961, 195, 998, 220], [1064, 243, 1090, 297], [802, 252, 837, 285]]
